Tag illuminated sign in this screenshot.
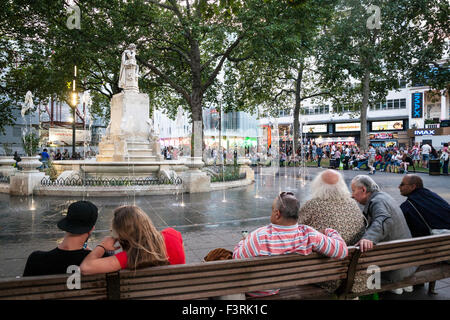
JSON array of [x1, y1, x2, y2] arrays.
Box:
[[414, 129, 435, 136], [411, 92, 423, 118], [335, 123, 361, 132], [302, 124, 327, 133], [372, 121, 404, 131], [48, 128, 91, 144]]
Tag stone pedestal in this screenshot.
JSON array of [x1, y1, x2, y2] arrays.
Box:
[[10, 156, 45, 196], [180, 157, 210, 193], [0, 156, 17, 177], [10, 171, 46, 196], [238, 158, 255, 182], [97, 90, 157, 162]]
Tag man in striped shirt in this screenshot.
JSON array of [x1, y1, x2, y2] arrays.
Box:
[[233, 192, 348, 297]]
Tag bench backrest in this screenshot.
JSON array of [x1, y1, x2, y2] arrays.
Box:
[[0, 273, 107, 300], [342, 233, 450, 297], [1, 234, 449, 300], [116, 251, 354, 300]]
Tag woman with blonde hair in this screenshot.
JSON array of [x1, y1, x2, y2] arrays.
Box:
[[80, 205, 185, 275]]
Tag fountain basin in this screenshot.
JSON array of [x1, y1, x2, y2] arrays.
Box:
[[51, 159, 190, 178]]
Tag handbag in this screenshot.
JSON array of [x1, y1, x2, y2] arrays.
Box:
[[407, 200, 450, 235]]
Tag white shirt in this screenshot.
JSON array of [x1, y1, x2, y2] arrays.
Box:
[[421, 144, 431, 155]]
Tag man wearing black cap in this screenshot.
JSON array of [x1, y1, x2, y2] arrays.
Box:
[[23, 201, 98, 277]]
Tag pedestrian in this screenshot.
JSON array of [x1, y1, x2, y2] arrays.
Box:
[[80, 205, 185, 275], [421, 143, 431, 168], [233, 192, 348, 297], [350, 175, 416, 294], [440, 144, 449, 175], [399, 174, 450, 237], [23, 201, 98, 276], [299, 170, 366, 293], [316, 144, 323, 168]]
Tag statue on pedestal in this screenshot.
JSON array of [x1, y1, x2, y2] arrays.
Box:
[[119, 44, 139, 92]]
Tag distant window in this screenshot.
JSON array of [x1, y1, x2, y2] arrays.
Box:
[[387, 100, 394, 109], [13, 127, 21, 137], [394, 99, 400, 109]]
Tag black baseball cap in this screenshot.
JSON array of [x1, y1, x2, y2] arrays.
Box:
[[57, 201, 98, 234]]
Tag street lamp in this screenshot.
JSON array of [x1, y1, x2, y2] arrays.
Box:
[[68, 66, 79, 158]]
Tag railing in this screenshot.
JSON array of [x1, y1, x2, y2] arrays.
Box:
[[40, 176, 182, 187], [425, 123, 440, 129], [0, 176, 10, 184], [204, 165, 247, 183]]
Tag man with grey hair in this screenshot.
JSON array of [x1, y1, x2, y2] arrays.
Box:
[[233, 191, 348, 298], [351, 175, 416, 294]]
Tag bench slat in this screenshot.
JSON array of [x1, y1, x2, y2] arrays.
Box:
[[1, 287, 107, 300], [357, 239, 450, 259], [356, 250, 450, 271], [120, 266, 348, 299], [123, 272, 348, 300], [120, 264, 348, 294], [0, 279, 107, 299], [121, 259, 348, 286], [119, 252, 351, 279], [0, 274, 104, 290], [358, 243, 450, 264]]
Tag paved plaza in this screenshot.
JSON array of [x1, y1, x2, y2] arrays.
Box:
[[0, 166, 449, 299]]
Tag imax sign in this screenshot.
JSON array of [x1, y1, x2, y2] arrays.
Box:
[[411, 92, 423, 118], [414, 129, 435, 136]]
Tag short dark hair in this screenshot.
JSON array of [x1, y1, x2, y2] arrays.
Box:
[[275, 194, 300, 220], [406, 174, 423, 189]]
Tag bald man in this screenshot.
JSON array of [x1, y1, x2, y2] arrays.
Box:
[[399, 174, 450, 237], [299, 170, 366, 293]]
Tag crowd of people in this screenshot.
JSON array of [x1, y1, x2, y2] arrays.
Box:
[[276, 141, 449, 175], [21, 169, 450, 298]]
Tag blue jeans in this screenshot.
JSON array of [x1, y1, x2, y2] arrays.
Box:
[[383, 161, 393, 170], [357, 160, 368, 169], [373, 161, 383, 170]]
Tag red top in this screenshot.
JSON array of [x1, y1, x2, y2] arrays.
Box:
[[115, 227, 185, 269]]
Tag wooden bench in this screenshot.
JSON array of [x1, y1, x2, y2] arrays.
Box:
[[1, 234, 449, 300]]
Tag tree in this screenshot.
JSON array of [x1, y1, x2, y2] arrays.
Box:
[[221, 0, 338, 149], [316, 0, 449, 150], [2, 0, 287, 157]]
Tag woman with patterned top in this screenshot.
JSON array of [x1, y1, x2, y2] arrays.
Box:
[[299, 170, 368, 293]]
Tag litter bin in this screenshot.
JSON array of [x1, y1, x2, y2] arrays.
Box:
[[429, 159, 441, 176], [329, 159, 336, 168]]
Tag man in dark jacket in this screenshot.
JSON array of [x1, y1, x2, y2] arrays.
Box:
[[399, 174, 450, 237]]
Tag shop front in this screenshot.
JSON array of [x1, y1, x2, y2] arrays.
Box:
[[368, 119, 408, 147], [408, 127, 450, 149], [369, 132, 399, 148]]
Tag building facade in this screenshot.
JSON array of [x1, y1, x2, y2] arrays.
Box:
[[258, 82, 449, 151]]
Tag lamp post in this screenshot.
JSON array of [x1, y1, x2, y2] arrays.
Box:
[[69, 66, 79, 158]]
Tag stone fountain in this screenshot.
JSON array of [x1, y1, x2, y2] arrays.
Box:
[[10, 44, 255, 196]]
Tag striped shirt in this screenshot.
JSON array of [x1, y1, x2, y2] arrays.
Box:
[[233, 223, 348, 297]]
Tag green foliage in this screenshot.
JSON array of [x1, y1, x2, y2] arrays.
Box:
[[45, 159, 58, 181], [22, 132, 39, 156]]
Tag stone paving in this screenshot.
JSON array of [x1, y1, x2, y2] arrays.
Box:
[[0, 166, 449, 299]]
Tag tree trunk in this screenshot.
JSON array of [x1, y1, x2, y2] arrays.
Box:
[[360, 66, 370, 151], [189, 39, 204, 159], [190, 89, 203, 158]]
